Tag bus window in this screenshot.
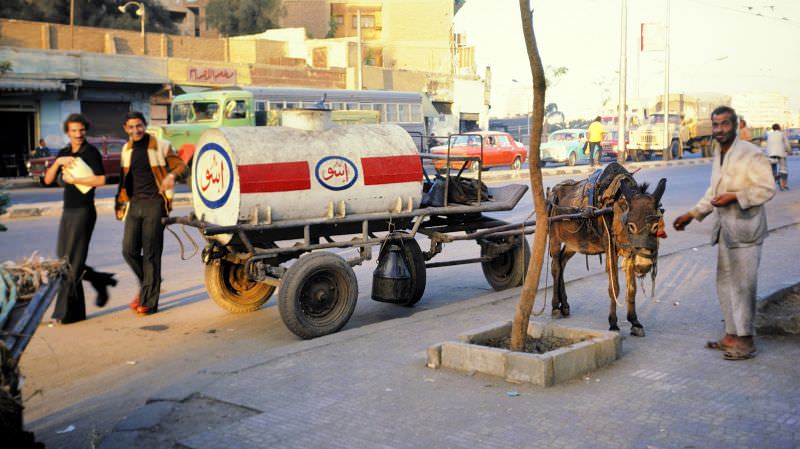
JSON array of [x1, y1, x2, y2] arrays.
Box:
[[269, 101, 285, 110], [398, 104, 409, 122], [346, 102, 359, 110], [330, 102, 345, 110], [286, 102, 299, 109], [359, 103, 373, 110], [386, 104, 399, 122], [410, 104, 422, 122], [255, 101, 266, 112]]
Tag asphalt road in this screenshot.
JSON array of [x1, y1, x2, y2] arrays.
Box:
[[2, 159, 799, 448]]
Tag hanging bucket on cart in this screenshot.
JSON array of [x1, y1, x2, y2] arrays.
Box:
[[371, 243, 413, 303]]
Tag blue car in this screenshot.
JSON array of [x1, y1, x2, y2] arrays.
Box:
[[539, 129, 590, 166]]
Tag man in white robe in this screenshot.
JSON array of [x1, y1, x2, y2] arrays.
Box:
[[673, 106, 775, 360]]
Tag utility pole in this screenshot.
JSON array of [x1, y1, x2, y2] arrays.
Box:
[[662, 0, 671, 160], [70, 0, 75, 49], [617, 0, 628, 164]]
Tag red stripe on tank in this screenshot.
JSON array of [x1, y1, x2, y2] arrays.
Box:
[[361, 155, 423, 185], [238, 161, 311, 193]]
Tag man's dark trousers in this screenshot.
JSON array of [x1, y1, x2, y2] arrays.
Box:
[[53, 207, 96, 323], [122, 198, 166, 310]]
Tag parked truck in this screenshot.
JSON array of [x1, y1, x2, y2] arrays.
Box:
[[628, 93, 730, 161]]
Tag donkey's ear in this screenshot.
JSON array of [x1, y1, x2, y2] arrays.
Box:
[[652, 178, 667, 204]]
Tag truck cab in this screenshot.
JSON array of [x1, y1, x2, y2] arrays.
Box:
[[148, 90, 255, 168], [628, 113, 686, 161]]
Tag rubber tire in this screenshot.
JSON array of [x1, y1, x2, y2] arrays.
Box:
[[511, 157, 522, 171], [278, 252, 358, 339], [394, 237, 427, 307], [205, 260, 275, 313], [567, 152, 577, 166], [481, 237, 531, 291], [539, 160, 547, 168]]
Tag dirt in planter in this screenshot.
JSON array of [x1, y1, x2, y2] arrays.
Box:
[[482, 335, 585, 354]]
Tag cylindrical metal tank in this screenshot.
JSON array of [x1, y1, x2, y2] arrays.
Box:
[[192, 124, 423, 243]]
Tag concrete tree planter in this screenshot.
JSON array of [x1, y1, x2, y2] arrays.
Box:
[[427, 321, 621, 387]]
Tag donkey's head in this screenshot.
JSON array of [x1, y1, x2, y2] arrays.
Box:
[[613, 178, 667, 277]]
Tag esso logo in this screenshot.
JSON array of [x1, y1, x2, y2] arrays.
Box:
[[315, 156, 358, 191], [195, 143, 234, 209]]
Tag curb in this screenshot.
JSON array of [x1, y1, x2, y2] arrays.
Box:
[[1, 194, 193, 220], [1, 157, 710, 221]]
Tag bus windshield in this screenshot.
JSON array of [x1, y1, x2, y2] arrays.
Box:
[[171, 101, 221, 123]]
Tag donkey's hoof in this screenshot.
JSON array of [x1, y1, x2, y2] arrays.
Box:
[[561, 307, 570, 317], [630, 326, 646, 337], [551, 309, 563, 319]]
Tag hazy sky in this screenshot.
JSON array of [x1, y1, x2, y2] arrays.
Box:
[[455, 0, 800, 119]]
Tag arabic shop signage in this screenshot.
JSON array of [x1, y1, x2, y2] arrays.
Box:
[[195, 142, 234, 208], [187, 66, 237, 85], [315, 156, 358, 191]]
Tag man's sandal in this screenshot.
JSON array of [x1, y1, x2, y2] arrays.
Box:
[[722, 347, 756, 361]]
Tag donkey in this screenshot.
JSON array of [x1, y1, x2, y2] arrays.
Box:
[[547, 163, 666, 336]]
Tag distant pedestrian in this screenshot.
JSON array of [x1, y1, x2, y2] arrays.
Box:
[[765, 123, 790, 190], [115, 111, 186, 316], [738, 118, 752, 142], [32, 139, 50, 158], [672, 106, 775, 361], [586, 116, 605, 167], [44, 114, 117, 324]]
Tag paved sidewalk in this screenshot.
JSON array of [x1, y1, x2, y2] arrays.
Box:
[[1, 157, 710, 220], [98, 223, 800, 449]]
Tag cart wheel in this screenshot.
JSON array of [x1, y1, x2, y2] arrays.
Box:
[[205, 260, 275, 313], [278, 252, 358, 339], [480, 237, 530, 291], [394, 236, 427, 307]]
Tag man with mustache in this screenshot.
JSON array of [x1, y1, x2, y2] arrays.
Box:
[[115, 111, 186, 316], [673, 106, 775, 360], [44, 114, 117, 323]]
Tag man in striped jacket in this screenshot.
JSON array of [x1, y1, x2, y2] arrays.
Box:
[[115, 111, 186, 316]]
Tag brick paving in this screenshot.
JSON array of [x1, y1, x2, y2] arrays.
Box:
[[99, 224, 800, 449]]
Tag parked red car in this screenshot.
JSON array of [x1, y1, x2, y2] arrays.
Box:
[[26, 137, 126, 186], [601, 130, 630, 161], [429, 131, 527, 172]]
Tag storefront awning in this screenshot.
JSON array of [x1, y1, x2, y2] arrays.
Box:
[[0, 79, 65, 92]]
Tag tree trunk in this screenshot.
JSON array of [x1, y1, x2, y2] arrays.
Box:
[[510, 0, 548, 352]]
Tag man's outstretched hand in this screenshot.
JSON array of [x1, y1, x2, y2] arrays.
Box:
[[673, 212, 693, 231]]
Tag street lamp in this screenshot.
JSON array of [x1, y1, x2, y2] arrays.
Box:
[[118, 1, 146, 55]]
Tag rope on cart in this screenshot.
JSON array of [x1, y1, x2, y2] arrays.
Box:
[[165, 223, 200, 260]]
